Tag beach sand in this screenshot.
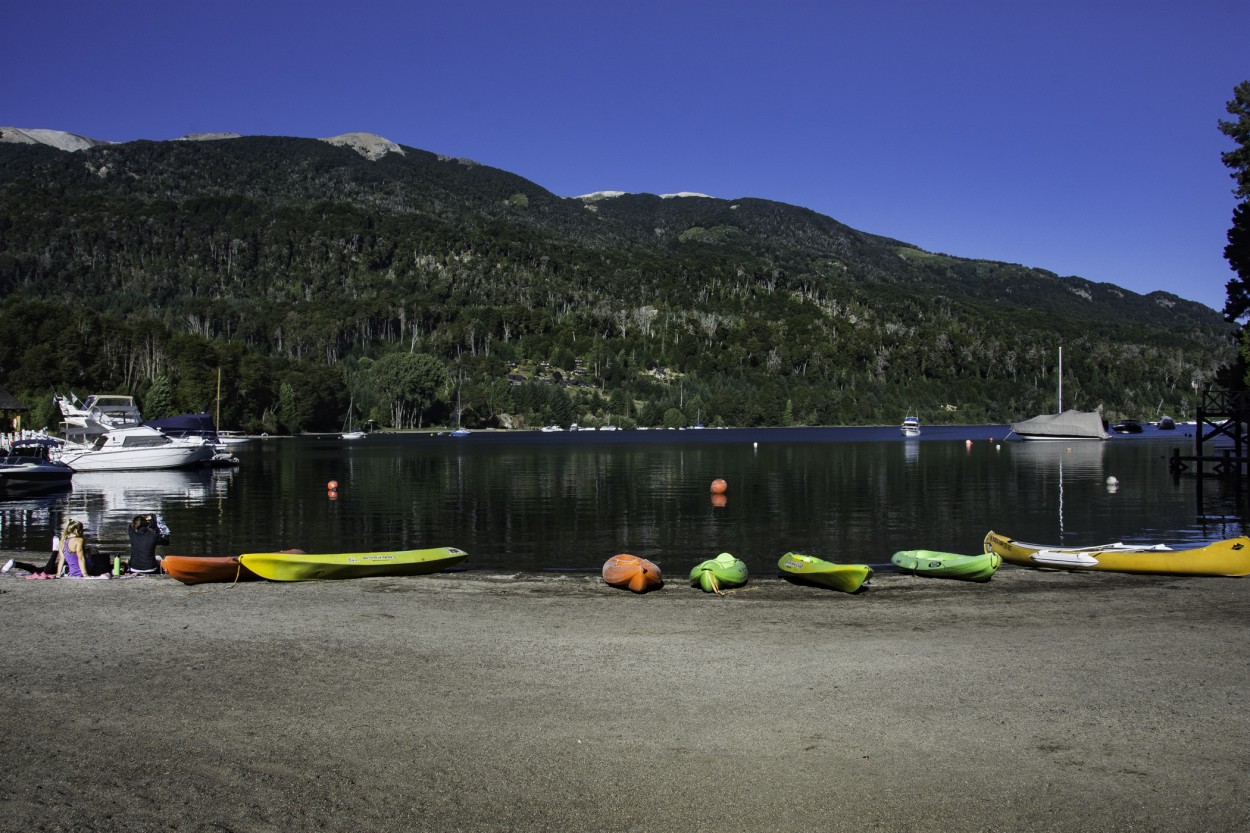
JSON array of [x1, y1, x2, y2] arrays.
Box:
[[1, 556, 1247, 833]]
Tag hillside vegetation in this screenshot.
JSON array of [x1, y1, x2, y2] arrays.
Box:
[[0, 135, 1232, 433]]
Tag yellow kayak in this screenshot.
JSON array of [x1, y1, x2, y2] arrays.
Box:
[[778, 552, 872, 593], [983, 531, 1250, 577], [238, 547, 468, 581]]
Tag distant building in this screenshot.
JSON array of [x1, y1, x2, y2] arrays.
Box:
[[0, 385, 31, 432]]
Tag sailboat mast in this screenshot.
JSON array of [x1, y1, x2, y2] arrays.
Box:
[[215, 367, 222, 429], [1057, 346, 1063, 414]]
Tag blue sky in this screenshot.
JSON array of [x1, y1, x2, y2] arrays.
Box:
[[5, 0, 1247, 311]]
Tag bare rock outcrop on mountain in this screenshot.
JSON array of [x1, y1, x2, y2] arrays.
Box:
[[0, 127, 109, 152], [320, 132, 405, 161]]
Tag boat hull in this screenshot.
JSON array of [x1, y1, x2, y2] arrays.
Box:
[[890, 549, 1001, 581], [58, 443, 213, 471], [778, 552, 872, 593], [602, 554, 663, 593], [983, 531, 1250, 577], [689, 553, 748, 593], [162, 555, 259, 585], [238, 547, 469, 581]]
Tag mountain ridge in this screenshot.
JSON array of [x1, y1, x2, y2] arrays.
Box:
[[0, 126, 1221, 323], [0, 126, 1232, 432]]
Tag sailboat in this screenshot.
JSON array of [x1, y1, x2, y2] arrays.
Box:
[[450, 378, 470, 436], [1009, 347, 1109, 441], [341, 399, 366, 440]]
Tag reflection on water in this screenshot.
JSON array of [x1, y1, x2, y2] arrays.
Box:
[[0, 429, 1245, 568]]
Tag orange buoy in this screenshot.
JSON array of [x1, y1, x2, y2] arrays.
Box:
[[710, 478, 728, 494], [327, 480, 339, 490]]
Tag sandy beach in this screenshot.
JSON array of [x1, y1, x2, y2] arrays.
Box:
[[1, 555, 1246, 833]]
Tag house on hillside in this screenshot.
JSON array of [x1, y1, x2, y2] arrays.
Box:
[[0, 385, 31, 433]]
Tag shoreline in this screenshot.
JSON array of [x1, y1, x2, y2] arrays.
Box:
[[2, 563, 1246, 831]]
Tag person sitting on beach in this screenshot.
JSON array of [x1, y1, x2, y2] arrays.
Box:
[[127, 514, 168, 574], [2, 530, 62, 579], [57, 519, 107, 580]]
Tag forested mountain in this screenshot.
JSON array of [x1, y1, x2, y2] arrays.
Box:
[[0, 131, 1234, 433]]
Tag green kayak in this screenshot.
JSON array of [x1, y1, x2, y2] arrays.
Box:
[[890, 549, 1002, 582], [777, 552, 872, 593], [689, 552, 748, 594]]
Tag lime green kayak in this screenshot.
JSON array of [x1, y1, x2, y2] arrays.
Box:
[[238, 547, 468, 581], [689, 552, 748, 594], [778, 552, 872, 593], [891, 549, 1002, 582]]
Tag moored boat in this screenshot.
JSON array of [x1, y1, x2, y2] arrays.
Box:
[[162, 555, 259, 585], [689, 552, 748, 594], [602, 553, 663, 593], [0, 438, 74, 497], [890, 549, 1002, 582], [1009, 409, 1110, 441], [238, 547, 469, 581], [777, 552, 872, 593], [54, 393, 216, 471], [900, 414, 921, 437], [983, 531, 1250, 577]]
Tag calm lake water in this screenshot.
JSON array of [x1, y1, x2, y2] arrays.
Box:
[[2, 424, 1245, 572]]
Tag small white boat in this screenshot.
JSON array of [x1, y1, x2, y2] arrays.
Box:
[[900, 415, 921, 437], [216, 430, 253, 445], [341, 398, 367, 440]]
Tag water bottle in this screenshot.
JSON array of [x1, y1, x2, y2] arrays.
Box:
[[112, 555, 121, 576]]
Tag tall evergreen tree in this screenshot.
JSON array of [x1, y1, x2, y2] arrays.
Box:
[[1218, 81, 1250, 385], [1220, 81, 1250, 320]]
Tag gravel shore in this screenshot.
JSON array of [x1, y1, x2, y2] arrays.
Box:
[[1, 555, 1247, 833]]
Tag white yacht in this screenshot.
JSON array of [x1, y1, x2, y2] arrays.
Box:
[[54, 394, 216, 471], [900, 415, 921, 437]]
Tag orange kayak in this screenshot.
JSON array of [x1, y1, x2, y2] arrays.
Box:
[[602, 554, 663, 593], [162, 555, 259, 585]]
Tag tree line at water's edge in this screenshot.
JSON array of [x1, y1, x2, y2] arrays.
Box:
[[1, 101, 1245, 434]]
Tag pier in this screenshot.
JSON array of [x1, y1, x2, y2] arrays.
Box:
[[1168, 388, 1250, 480]]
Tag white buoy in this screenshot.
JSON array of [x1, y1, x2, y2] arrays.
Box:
[[1106, 476, 1119, 486], [753, 442, 758, 449]]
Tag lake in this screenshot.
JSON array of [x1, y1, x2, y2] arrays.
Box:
[[2, 424, 1244, 572]]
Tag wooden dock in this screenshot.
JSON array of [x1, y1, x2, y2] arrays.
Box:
[[1168, 388, 1250, 478]]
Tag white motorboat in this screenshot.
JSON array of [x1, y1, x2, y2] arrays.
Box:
[[55, 424, 216, 471], [900, 415, 921, 437], [54, 394, 216, 471]]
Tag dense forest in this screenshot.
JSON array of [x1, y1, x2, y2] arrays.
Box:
[[0, 134, 1235, 433]]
